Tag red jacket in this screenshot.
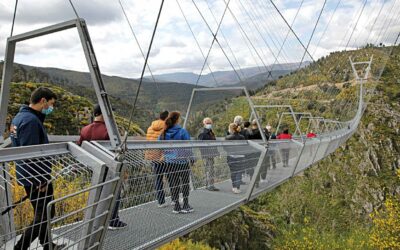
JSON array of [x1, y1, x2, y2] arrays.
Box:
[[307, 132, 317, 138], [277, 133, 292, 139], [77, 121, 109, 145]]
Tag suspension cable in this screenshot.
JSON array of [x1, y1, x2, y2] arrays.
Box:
[[312, 0, 341, 57], [10, 0, 19, 36], [203, 0, 245, 80], [124, 0, 165, 145], [222, 0, 271, 74], [237, 0, 280, 73], [269, 0, 315, 63], [68, 0, 81, 19], [247, 1, 292, 64], [175, 0, 218, 86], [344, 0, 368, 49], [191, 0, 243, 85], [266, 0, 304, 79], [118, 0, 161, 100], [298, 0, 326, 69]]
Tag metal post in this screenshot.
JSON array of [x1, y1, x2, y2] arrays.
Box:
[[80, 141, 124, 249], [75, 19, 121, 148], [0, 162, 15, 244], [243, 88, 267, 143], [0, 41, 16, 143]]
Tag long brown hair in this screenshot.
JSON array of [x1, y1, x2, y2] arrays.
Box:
[[161, 111, 181, 139]]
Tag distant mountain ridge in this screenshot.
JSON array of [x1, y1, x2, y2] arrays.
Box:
[[147, 62, 309, 88]]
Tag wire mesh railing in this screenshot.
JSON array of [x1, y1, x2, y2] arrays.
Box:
[[0, 142, 120, 250], [0, 121, 359, 250]]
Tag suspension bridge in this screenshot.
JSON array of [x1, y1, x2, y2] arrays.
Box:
[[0, 0, 399, 249]]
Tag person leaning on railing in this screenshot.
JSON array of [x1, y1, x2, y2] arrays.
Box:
[[10, 87, 65, 250], [77, 104, 127, 230], [145, 110, 169, 208], [158, 111, 194, 214]]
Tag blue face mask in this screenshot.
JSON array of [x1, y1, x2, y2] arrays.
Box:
[[205, 124, 212, 130], [41, 105, 54, 115]]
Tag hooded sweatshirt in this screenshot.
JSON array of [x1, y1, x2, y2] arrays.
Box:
[[159, 124, 191, 163]]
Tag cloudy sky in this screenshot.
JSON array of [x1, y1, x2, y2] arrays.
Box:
[[0, 0, 399, 78]]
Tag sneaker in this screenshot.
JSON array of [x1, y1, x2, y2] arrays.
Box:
[[172, 209, 181, 214], [206, 186, 220, 191], [182, 205, 194, 213], [52, 243, 67, 250], [232, 188, 241, 194], [108, 220, 128, 230], [158, 203, 168, 208]]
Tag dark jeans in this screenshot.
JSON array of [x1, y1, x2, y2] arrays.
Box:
[[260, 153, 277, 179], [167, 162, 190, 209], [109, 188, 122, 226], [281, 149, 290, 167], [230, 170, 241, 189], [15, 183, 55, 250], [227, 156, 244, 189], [204, 158, 215, 187], [153, 162, 166, 204]]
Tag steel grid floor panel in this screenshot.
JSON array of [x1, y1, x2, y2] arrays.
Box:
[[102, 181, 248, 250]]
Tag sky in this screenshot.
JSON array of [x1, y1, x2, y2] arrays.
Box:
[[0, 0, 399, 78]]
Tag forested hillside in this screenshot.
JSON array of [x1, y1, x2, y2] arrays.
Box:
[[1, 82, 143, 137], [0, 63, 236, 129], [162, 46, 400, 249]]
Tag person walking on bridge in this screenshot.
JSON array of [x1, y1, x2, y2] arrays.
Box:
[[10, 87, 65, 250], [159, 112, 194, 214], [77, 104, 127, 230], [197, 117, 219, 191], [146, 111, 169, 207]]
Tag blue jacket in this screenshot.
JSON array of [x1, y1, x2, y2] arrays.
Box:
[[11, 105, 50, 186], [159, 125, 191, 163]]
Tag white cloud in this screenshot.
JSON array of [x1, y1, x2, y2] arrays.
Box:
[[0, 0, 399, 78]]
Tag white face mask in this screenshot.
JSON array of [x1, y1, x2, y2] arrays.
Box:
[[205, 124, 212, 130]]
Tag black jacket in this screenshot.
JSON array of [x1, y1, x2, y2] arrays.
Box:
[[198, 128, 218, 158], [248, 128, 262, 140], [11, 105, 51, 187], [225, 133, 246, 170], [197, 128, 216, 140], [225, 133, 245, 140]]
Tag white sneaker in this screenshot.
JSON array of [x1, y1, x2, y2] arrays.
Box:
[[232, 188, 241, 194], [158, 203, 168, 208]]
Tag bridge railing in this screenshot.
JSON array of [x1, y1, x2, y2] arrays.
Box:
[[0, 142, 121, 250], [89, 140, 268, 249]]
